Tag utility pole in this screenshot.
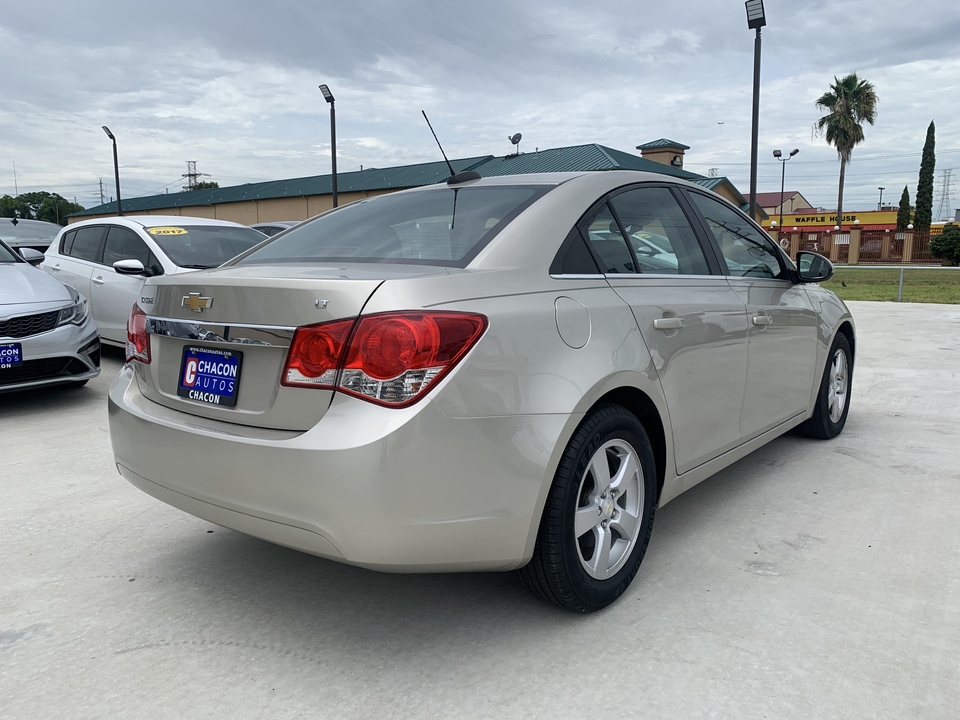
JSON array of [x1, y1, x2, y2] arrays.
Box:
[[99, 178, 106, 205]]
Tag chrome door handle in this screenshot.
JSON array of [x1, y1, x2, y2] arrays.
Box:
[[752, 314, 772, 326], [92, 276, 105, 286], [50, 263, 61, 271], [654, 317, 683, 330]]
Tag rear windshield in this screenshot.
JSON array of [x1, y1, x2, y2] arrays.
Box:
[[143, 225, 267, 268], [232, 185, 549, 268], [0, 220, 60, 245]]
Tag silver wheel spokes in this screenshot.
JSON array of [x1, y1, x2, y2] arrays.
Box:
[[574, 440, 644, 580], [827, 349, 848, 423]]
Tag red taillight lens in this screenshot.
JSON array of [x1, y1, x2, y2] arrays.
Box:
[[282, 319, 354, 388], [281, 311, 487, 406], [126, 304, 150, 364], [352, 315, 439, 380]]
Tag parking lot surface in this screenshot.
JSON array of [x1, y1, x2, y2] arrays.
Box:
[[2, 300, 958, 719]]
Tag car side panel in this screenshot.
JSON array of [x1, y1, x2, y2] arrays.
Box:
[[44, 254, 94, 306], [89, 269, 145, 345], [726, 278, 820, 438], [607, 276, 750, 475]]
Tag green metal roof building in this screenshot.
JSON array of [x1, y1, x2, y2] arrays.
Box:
[[71, 142, 751, 224]]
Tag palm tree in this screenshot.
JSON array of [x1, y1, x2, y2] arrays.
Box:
[[814, 73, 878, 228]]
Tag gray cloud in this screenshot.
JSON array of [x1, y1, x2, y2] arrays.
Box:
[[2, 0, 959, 214]]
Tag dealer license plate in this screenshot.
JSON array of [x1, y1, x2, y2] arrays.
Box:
[[0, 343, 23, 369], [177, 346, 242, 407]]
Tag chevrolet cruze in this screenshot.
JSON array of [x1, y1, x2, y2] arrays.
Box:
[[108, 171, 854, 612]]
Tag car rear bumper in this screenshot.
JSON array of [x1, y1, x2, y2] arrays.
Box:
[[0, 321, 101, 393], [108, 365, 568, 572]]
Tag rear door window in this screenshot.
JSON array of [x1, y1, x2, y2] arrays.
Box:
[[608, 187, 712, 275], [67, 226, 105, 262]]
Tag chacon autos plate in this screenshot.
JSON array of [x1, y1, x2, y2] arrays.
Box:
[[0, 343, 23, 369], [177, 346, 242, 407]]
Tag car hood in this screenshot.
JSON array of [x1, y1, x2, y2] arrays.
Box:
[[0, 263, 71, 307]]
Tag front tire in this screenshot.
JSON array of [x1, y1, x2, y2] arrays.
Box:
[[519, 404, 657, 612], [799, 333, 852, 439]]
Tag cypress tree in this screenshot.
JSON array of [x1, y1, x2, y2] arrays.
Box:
[[915, 121, 936, 232], [896, 186, 912, 231]]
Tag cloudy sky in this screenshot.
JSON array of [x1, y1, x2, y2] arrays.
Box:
[[3, 0, 960, 217]]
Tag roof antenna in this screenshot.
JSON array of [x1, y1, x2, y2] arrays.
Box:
[[508, 133, 522, 157], [421, 110, 481, 185]]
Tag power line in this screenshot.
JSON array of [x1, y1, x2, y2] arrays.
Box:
[[684, 147, 960, 169]]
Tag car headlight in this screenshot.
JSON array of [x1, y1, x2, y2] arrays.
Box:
[[57, 286, 89, 327]]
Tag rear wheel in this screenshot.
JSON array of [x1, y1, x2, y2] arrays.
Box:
[[799, 333, 852, 439], [519, 404, 657, 612]]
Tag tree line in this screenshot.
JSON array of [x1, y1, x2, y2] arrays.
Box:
[[0, 192, 85, 226]]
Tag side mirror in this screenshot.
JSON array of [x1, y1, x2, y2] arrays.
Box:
[[114, 258, 146, 275], [19, 248, 45, 266], [796, 251, 834, 283]]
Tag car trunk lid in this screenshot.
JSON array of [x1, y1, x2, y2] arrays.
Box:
[[134, 263, 447, 431]]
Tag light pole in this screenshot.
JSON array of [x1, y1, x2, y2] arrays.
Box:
[[102, 126, 123, 216], [319, 84, 338, 208], [878, 186, 885, 211], [773, 148, 799, 228], [745, 0, 766, 221]]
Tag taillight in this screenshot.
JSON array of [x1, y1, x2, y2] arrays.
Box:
[[282, 311, 487, 407], [282, 319, 354, 388], [126, 304, 150, 364]]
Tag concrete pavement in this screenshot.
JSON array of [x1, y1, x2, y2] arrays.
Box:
[[1, 301, 958, 719]]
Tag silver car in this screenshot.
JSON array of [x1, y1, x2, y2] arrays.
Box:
[[0, 218, 62, 253], [108, 171, 854, 611], [42, 216, 266, 346], [0, 241, 100, 392]]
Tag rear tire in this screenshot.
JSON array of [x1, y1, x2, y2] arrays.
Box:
[[519, 404, 657, 612], [799, 333, 852, 439]]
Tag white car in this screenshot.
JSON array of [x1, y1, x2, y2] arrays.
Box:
[[42, 216, 266, 345]]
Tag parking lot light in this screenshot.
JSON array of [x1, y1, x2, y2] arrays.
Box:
[[102, 125, 123, 216], [319, 84, 338, 208], [773, 148, 799, 228], [745, 0, 766, 220]]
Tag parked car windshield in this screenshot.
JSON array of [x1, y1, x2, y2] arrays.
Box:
[[143, 225, 267, 268], [233, 185, 550, 268]]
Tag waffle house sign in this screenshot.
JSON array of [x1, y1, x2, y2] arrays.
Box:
[[762, 211, 899, 228]]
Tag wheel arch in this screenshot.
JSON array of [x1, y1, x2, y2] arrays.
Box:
[[591, 387, 668, 503], [835, 319, 856, 362]]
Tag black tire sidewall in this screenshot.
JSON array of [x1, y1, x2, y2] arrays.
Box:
[[816, 334, 853, 438], [555, 407, 657, 609]]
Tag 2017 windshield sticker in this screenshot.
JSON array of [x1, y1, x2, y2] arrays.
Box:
[[147, 227, 187, 235]]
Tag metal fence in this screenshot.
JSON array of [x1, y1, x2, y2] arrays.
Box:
[[774, 228, 944, 266]]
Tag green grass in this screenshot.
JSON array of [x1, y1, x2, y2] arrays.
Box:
[[822, 267, 960, 304]]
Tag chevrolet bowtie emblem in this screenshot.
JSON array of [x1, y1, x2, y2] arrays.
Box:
[[181, 292, 213, 313]]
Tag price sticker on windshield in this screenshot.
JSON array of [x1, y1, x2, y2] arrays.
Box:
[[147, 226, 188, 236]]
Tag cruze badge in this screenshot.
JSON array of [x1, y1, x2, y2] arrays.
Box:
[[182, 292, 213, 312]]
